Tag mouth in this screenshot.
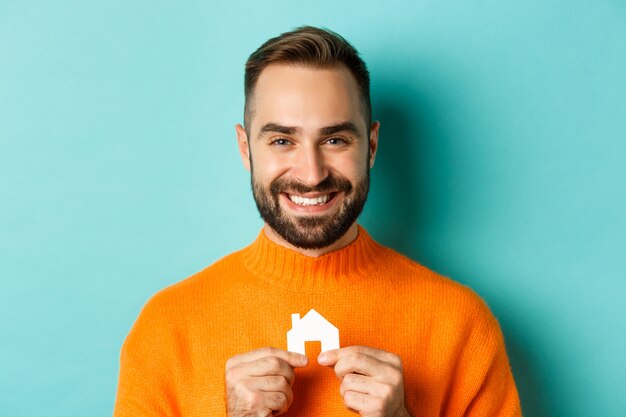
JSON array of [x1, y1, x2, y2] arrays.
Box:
[[280, 191, 341, 213], [287, 192, 337, 206]]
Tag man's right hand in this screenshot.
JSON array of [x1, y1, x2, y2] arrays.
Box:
[[225, 347, 309, 416]]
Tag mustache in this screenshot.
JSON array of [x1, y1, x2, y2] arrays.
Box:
[[269, 174, 353, 195]]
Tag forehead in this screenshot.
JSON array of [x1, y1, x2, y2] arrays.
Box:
[[249, 64, 365, 134]]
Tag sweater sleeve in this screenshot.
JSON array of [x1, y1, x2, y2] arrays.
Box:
[[113, 295, 182, 417], [444, 294, 523, 417]]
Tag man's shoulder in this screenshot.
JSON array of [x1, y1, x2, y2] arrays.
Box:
[[374, 243, 455, 285], [375, 243, 489, 312], [136, 247, 249, 315], [121, 247, 251, 348]]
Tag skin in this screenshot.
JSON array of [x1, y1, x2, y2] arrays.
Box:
[[225, 347, 308, 416], [318, 346, 411, 417], [227, 64, 410, 416], [235, 64, 378, 258]]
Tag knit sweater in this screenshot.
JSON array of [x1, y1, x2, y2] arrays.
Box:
[[113, 226, 522, 417]]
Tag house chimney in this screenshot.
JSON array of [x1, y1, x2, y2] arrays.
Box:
[[291, 313, 300, 327]]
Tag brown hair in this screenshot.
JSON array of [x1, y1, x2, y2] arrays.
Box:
[[244, 26, 371, 131]]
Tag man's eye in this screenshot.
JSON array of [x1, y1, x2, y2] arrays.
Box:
[[271, 138, 291, 146], [325, 137, 347, 145]]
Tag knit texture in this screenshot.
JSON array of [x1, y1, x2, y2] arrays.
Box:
[[114, 226, 522, 417]]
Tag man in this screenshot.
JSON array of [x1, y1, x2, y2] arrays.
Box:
[[114, 26, 522, 417]]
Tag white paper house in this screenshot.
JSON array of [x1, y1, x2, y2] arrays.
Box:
[[287, 309, 340, 355]]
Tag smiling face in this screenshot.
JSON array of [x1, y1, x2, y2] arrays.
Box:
[[236, 64, 379, 253]]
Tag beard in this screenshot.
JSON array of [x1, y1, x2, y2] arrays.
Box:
[[251, 168, 369, 250]]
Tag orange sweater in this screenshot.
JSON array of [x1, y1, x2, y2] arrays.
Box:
[[114, 226, 522, 417]]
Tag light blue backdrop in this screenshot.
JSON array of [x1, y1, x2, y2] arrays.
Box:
[[1, 1, 624, 416]]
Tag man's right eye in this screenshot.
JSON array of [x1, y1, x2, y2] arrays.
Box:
[[271, 138, 291, 146]]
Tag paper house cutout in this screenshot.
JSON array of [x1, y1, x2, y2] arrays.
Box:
[[287, 309, 340, 355]]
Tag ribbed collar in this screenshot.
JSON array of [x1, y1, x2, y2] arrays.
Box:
[[239, 225, 385, 294]]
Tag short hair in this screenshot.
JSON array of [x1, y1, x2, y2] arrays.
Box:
[[244, 26, 371, 132]]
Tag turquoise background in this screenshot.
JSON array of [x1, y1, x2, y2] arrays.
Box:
[[1, 1, 625, 416]]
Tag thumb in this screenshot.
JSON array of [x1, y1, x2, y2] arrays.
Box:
[[317, 349, 340, 366], [283, 351, 309, 368]]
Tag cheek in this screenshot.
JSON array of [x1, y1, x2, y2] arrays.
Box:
[[329, 151, 369, 180], [251, 152, 290, 184]]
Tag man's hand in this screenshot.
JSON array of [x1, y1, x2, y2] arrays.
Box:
[[225, 347, 309, 417], [318, 346, 410, 417]]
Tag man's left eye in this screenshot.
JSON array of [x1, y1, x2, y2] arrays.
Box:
[[325, 137, 346, 145]]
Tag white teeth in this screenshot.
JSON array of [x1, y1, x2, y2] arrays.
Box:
[[289, 194, 330, 206]]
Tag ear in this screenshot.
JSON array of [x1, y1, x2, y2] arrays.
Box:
[[368, 121, 380, 168], [235, 124, 251, 172]]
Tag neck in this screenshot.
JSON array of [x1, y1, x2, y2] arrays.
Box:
[[262, 223, 359, 258]]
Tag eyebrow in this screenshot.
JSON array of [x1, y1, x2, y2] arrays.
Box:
[[258, 121, 361, 138], [259, 123, 298, 136], [319, 122, 360, 136]]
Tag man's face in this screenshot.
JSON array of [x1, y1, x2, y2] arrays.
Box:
[[236, 64, 379, 250]]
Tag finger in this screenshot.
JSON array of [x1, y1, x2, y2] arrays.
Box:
[[263, 391, 289, 415], [342, 390, 380, 413], [226, 377, 293, 416], [249, 356, 297, 381], [333, 352, 387, 380], [339, 372, 373, 396], [318, 346, 401, 369], [228, 356, 297, 386], [340, 372, 397, 401], [245, 375, 292, 393], [226, 347, 308, 370]]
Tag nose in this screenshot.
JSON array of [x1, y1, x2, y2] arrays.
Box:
[[292, 145, 329, 187]]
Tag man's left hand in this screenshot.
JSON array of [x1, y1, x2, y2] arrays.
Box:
[[317, 346, 411, 417]]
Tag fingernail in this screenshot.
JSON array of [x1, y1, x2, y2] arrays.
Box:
[[318, 353, 328, 364], [299, 355, 308, 365]]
